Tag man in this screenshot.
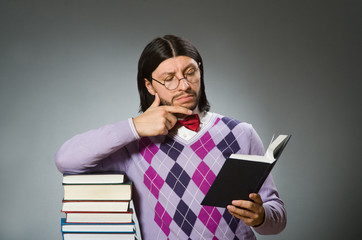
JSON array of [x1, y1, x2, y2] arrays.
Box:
[[55, 35, 286, 239]]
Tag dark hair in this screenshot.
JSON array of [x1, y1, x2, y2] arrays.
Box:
[[137, 35, 210, 113]]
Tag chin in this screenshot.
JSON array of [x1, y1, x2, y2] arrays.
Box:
[[177, 101, 195, 109], [183, 103, 198, 111]]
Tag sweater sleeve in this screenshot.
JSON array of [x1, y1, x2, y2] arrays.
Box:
[[248, 125, 287, 235], [55, 118, 140, 174]]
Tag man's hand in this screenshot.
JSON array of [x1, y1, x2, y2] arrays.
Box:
[[133, 93, 192, 137], [227, 193, 265, 227]]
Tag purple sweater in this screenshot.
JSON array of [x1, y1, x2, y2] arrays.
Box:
[[55, 113, 286, 239]]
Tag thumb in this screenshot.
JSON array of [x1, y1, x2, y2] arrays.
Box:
[[249, 193, 263, 204], [150, 93, 160, 108]]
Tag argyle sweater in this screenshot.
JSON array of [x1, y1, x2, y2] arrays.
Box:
[[56, 113, 286, 239]]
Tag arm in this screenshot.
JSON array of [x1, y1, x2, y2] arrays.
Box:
[[55, 94, 192, 174], [55, 118, 139, 174], [253, 174, 287, 235]]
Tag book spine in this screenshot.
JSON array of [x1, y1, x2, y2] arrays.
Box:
[[64, 211, 133, 214], [61, 200, 130, 212], [65, 212, 133, 224], [62, 200, 130, 203], [62, 231, 135, 234]]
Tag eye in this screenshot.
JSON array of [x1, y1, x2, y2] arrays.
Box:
[[164, 75, 175, 82], [185, 68, 196, 76]]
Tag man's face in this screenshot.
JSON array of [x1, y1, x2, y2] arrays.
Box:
[[145, 56, 201, 112]]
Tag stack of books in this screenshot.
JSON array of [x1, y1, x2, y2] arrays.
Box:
[[60, 172, 138, 240]]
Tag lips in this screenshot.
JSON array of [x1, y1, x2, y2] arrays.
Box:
[[175, 94, 194, 103]]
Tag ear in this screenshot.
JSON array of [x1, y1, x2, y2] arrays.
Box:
[[145, 78, 156, 95]]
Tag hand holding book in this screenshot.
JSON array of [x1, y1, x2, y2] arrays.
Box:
[[227, 193, 265, 227], [204, 134, 291, 227]]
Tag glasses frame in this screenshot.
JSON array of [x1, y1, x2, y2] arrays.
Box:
[[151, 67, 200, 90]]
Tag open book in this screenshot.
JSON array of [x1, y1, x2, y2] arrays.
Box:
[[201, 134, 291, 208]]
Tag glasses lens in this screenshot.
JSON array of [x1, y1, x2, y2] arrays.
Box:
[[163, 68, 200, 90], [165, 76, 179, 90], [185, 68, 199, 83]]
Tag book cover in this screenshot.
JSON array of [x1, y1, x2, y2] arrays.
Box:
[[63, 182, 132, 201], [65, 211, 133, 223], [62, 200, 130, 212], [61, 218, 135, 233], [62, 232, 135, 240], [201, 134, 291, 208], [63, 172, 126, 184]]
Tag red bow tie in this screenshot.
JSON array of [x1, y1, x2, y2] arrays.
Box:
[[177, 114, 200, 132]]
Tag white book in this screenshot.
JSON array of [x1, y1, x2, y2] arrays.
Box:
[[61, 218, 135, 233], [62, 200, 130, 212], [66, 212, 133, 224], [62, 233, 135, 240], [63, 173, 125, 184], [63, 183, 132, 201]]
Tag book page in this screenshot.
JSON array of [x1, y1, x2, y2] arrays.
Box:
[[229, 154, 271, 163], [265, 135, 288, 160]]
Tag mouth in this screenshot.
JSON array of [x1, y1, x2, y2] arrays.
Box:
[[174, 94, 195, 103]]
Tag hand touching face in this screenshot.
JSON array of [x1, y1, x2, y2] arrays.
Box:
[[133, 93, 192, 137]]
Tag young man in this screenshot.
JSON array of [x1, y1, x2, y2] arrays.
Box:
[[55, 35, 286, 239]]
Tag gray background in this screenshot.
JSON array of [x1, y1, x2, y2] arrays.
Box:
[[0, 0, 361, 239]]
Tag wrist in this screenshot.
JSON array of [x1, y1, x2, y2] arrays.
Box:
[[253, 206, 265, 227], [130, 118, 141, 139]]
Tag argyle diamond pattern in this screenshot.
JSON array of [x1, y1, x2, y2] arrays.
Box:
[[223, 209, 240, 233], [190, 132, 216, 160], [174, 200, 198, 236], [198, 205, 222, 234], [166, 162, 191, 198], [154, 202, 173, 236], [192, 161, 216, 195], [160, 136, 184, 161], [144, 166, 164, 199], [140, 137, 159, 164], [216, 132, 241, 158], [138, 116, 253, 239], [221, 116, 239, 130]]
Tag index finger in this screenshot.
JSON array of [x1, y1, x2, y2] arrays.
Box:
[[231, 200, 252, 209], [149, 93, 160, 108], [161, 105, 193, 115]]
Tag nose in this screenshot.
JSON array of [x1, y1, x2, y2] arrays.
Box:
[[178, 78, 190, 90]]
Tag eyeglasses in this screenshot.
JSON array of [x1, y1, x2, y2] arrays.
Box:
[[151, 67, 200, 90]]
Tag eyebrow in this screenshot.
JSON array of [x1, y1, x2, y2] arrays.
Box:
[[159, 63, 197, 77]]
